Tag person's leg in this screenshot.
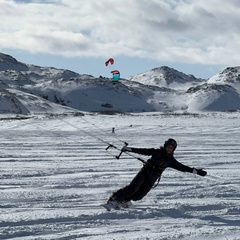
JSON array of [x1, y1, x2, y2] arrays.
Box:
[[125, 171, 160, 201], [129, 181, 153, 201], [111, 167, 146, 202]]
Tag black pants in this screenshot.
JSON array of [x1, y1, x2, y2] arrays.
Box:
[[113, 164, 160, 202]]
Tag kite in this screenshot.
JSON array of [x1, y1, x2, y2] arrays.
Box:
[[111, 70, 120, 82], [105, 58, 114, 66]]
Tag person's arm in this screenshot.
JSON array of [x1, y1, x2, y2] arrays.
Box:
[[170, 158, 207, 176], [121, 146, 156, 156]]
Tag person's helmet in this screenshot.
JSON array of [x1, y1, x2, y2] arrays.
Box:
[[164, 138, 177, 151]]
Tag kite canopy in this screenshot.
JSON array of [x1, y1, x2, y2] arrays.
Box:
[[105, 58, 114, 66], [104, 58, 120, 82], [111, 70, 120, 81]]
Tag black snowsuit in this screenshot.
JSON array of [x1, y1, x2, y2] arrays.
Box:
[[112, 146, 194, 202]]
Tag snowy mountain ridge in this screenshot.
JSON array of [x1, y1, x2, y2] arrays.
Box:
[[128, 66, 204, 90], [0, 53, 29, 71], [1, 52, 240, 115]]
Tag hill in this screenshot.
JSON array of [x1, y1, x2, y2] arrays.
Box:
[[1, 52, 240, 115]]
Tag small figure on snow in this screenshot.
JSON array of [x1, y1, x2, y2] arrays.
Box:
[[104, 138, 207, 211]]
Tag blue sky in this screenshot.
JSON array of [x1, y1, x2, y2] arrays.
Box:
[[1, 0, 239, 79]]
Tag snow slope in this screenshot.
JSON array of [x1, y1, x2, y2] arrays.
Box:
[[0, 112, 239, 240], [187, 84, 240, 112], [1, 54, 240, 240]]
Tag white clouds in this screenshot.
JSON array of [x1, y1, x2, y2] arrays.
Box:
[[0, 0, 240, 66]]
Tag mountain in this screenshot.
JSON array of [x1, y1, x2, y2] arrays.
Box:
[[0, 52, 240, 115], [0, 54, 84, 116], [128, 66, 204, 90], [187, 83, 240, 111], [186, 67, 240, 111], [23, 77, 155, 113], [207, 66, 240, 92], [0, 53, 28, 71]]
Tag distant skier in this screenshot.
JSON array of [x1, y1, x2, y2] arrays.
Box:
[[103, 138, 207, 210]]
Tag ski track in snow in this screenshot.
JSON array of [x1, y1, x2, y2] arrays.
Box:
[[0, 113, 240, 240]]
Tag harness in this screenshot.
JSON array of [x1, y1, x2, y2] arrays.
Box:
[[144, 161, 165, 188]]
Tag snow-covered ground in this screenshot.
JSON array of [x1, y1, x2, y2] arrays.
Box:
[[0, 112, 240, 240]]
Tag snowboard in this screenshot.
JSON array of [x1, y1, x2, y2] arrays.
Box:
[[101, 202, 120, 211]]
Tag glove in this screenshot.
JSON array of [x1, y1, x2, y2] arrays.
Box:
[[121, 146, 132, 152], [192, 168, 207, 176]]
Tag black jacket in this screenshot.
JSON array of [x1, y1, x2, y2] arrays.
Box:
[[131, 146, 193, 175]]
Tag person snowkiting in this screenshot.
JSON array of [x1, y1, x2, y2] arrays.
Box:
[[105, 138, 207, 210]]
